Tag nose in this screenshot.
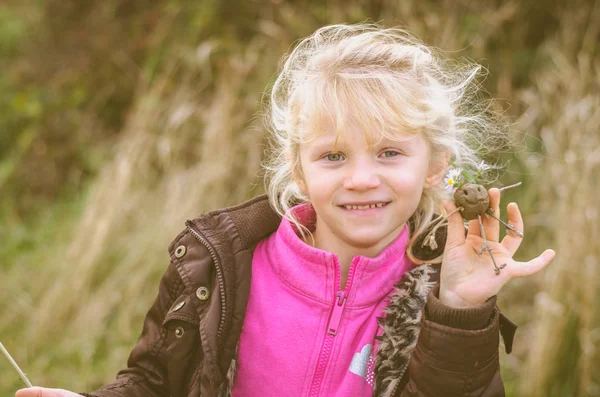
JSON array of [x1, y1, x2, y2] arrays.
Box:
[[343, 160, 381, 190]]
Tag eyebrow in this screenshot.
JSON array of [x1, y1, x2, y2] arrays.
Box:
[[307, 136, 338, 150], [378, 135, 417, 145], [308, 134, 417, 152]]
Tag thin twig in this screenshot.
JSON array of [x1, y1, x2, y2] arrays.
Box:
[[485, 207, 524, 237], [498, 181, 522, 192], [0, 341, 33, 387], [421, 207, 463, 250], [477, 215, 506, 275]]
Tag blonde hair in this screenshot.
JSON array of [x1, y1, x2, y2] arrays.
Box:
[[262, 23, 506, 264]]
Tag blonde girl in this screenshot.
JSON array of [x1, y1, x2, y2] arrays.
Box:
[[16, 23, 554, 397]]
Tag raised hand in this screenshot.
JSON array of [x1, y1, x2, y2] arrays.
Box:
[[439, 187, 555, 308], [15, 387, 81, 397]]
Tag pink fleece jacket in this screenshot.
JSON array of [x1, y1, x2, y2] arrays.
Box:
[[231, 203, 413, 396]]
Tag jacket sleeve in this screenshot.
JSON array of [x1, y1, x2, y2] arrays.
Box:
[[78, 261, 182, 397], [399, 285, 505, 397]]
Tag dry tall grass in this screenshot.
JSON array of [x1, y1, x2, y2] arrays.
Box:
[[518, 3, 600, 396], [1, 42, 275, 389]]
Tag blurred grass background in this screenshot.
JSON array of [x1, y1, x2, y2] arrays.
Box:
[[0, 0, 598, 395]]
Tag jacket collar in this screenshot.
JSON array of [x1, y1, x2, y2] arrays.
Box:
[[271, 202, 413, 307]]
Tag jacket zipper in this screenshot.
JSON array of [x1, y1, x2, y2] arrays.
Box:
[[185, 220, 227, 340], [307, 257, 358, 397]]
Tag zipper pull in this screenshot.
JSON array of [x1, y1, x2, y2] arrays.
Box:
[[327, 291, 347, 336]]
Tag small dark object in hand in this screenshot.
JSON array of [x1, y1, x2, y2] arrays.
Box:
[[453, 183, 489, 220], [422, 179, 523, 275]]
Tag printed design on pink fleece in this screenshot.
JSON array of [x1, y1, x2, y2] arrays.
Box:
[[349, 343, 376, 387]]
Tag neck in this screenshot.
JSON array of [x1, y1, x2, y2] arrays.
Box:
[[307, 222, 405, 290]]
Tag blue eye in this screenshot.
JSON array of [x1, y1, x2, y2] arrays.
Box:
[[325, 153, 344, 161]]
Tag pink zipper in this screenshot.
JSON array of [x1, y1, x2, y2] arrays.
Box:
[[327, 291, 347, 335], [307, 257, 358, 397]]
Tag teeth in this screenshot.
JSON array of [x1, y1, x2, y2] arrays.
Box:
[[343, 203, 386, 210]]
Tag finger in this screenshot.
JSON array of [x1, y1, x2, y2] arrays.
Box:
[[466, 187, 500, 240], [509, 249, 556, 278], [501, 202, 524, 256], [16, 387, 42, 397], [16, 388, 69, 397], [443, 200, 466, 249], [483, 187, 501, 242], [467, 216, 481, 238]]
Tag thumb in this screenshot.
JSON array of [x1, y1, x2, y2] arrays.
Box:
[[15, 387, 42, 397], [16, 387, 76, 397], [443, 200, 466, 250], [510, 249, 556, 278]]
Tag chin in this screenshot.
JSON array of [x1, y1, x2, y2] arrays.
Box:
[[345, 233, 390, 249]]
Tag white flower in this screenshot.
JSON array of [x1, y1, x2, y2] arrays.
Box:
[[476, 161, 490, 171], [444, 177, 456, 192], [448, 167, 463, 179], [443, 167, 462, 192]]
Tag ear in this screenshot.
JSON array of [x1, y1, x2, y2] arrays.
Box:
[[424, 151, 450, 189], [295, 173, 308, 194]]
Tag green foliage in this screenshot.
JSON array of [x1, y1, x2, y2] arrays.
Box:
[[0, 6, 27, 55]]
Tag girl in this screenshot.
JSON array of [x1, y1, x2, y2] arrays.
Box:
[[16, 24, 554, 397]]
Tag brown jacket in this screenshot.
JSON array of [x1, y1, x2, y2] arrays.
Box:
[[82, 195, 516, 397]]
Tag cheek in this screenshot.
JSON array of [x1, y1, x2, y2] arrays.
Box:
[[304, 174, 332, 197], [300, 166, 331, 197], [390, 172, 425, 192]]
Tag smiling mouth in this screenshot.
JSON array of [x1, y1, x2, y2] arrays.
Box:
[[464, 197, 487, 205], [339, 202, 390, 210]]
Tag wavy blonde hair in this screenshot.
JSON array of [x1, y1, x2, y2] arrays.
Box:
[[262, 23, 506, 264]]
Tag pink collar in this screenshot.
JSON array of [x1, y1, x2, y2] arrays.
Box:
[[265, 203, 413, 307]]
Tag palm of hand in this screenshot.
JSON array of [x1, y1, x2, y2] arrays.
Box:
[[439, 188, 555, 309], [442, 234, 515, 307]]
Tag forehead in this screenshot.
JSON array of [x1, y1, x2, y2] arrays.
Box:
[[300, 108, 422, 151], [296, 76, 424, 148]]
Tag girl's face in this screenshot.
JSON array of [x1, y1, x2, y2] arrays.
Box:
[[297, 126, 445, 256]]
